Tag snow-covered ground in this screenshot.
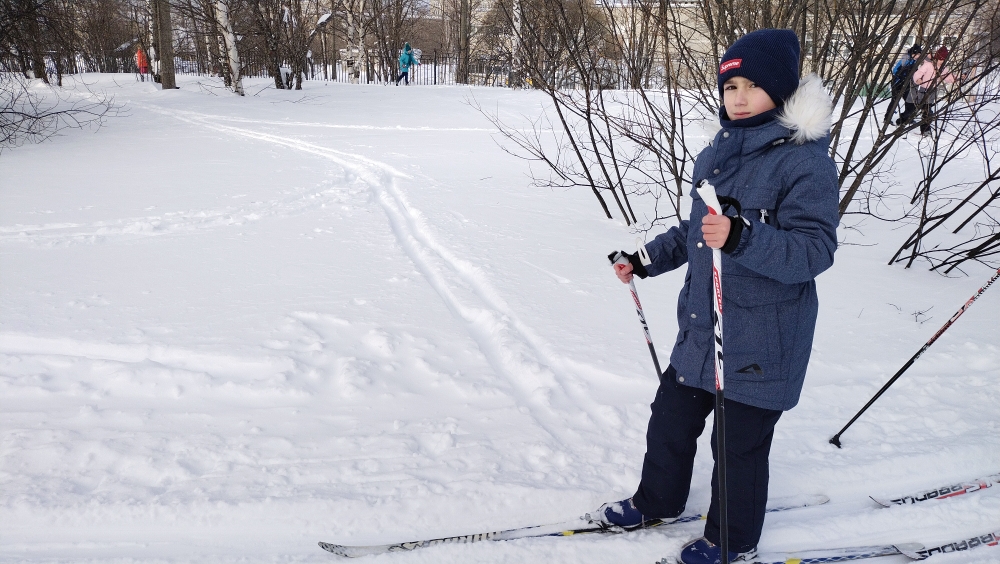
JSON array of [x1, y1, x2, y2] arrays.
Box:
[[1, 74, 998, 564]]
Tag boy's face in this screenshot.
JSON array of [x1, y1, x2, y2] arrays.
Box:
[[723, 76, 777, 120]]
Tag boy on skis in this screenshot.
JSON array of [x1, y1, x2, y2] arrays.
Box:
[[603, 29, 839, 564]]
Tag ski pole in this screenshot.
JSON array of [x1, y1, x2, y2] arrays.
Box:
[[830, 265, 1000, 448], [608, 250, 663, 379], [697, 181, 730, 564]]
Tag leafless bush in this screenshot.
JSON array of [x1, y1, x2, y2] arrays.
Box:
[[478, 0, 703, 228], [480, 0, 1000, 271], [884, 77, 1000, 272], [0, 73, 119, 152]]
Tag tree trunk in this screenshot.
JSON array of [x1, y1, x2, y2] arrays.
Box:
[[330, 5, 337, 80], [456, 0, 470, 83], [288, 0, 307, 89], [319, 3, 328, 80], [508, 0, 522, 87], [250, 1, 286, 89], [154, 0, 177, 89], [53, 52, 64, 86], [22, 0, 50, 83], [216, 0, 244, 95], [146, 0, 158, 77], [359, 0, 369, 84]]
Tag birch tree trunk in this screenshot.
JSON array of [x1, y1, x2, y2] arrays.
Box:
[[215, 0, 244, 95], [148, 0, 159, 77], [508, 0, 522, 87], [359, 0, 368, 84]]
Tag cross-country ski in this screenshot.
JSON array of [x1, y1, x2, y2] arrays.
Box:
[[319, 495, 828, 557], [871, 473, 1000, 507], [748, 530, 1000, 564]]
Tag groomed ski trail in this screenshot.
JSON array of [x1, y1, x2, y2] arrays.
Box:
[[142, 104, 625, 452]]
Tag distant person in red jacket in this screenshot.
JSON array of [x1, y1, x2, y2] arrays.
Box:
[[136, 47, 149, 80]]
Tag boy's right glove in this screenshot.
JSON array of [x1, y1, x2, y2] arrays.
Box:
[[717, 195, 750, 255], [608, 250, 649, 279]]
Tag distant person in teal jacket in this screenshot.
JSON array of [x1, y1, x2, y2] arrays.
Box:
[[396, 42, 419, 86]]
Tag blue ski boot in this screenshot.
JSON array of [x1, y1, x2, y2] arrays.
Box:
[[677, 537, 758, 564], [598, 498, 648, 529]]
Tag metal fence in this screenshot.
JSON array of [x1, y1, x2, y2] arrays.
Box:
[[32, 50, 517, 89], [300, 51, 514, 87], [19, 52, 706, 93], [55, 51, 672, 91]]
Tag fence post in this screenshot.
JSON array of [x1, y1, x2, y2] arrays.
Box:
[[434, 50, 437, 85]]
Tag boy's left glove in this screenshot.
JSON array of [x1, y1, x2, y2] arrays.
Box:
[[721, 215, 750, 254]]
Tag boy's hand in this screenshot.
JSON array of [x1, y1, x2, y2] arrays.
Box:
[[702, 214, 731, 249], [614, 262, 634, 283]]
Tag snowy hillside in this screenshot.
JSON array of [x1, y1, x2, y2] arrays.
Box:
[[1, 75, 998, 564]]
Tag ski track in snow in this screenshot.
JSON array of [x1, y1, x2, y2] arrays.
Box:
[[129, 103, 618, 457], [166, 112, 502, 132], [0, 176, 363, 245], [140, 105, 549, 133], [0, 332, 290, 376]]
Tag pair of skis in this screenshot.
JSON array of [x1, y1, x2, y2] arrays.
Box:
[[318, 473, 1000, 560], [319, 493, 829, 557]]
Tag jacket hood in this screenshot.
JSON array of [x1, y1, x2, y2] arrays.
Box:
[[404, 42, 411, 52], [776, 74, 833, 144]]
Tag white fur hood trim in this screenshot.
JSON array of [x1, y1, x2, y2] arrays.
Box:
[[777, 74, 833, 144]]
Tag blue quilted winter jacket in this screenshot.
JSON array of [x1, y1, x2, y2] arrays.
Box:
[[642, 75, 840, 411], [399, 43, 417, 71]]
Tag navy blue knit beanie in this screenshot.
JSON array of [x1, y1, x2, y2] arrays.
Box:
[[718, 29, 801, 105]]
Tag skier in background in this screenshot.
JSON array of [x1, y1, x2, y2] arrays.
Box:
[[395, 42, 419, 86], [136, 47, 149, 81], [602, 29, 839, 564], [896, 46, 958, 137], [885, 44, 921, 123]]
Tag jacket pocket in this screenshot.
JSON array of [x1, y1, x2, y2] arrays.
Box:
[[736, 184, 781, 228], [721, 273, 802, 382]]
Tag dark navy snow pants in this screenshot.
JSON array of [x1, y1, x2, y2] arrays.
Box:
[[631, 365, 782, 552]]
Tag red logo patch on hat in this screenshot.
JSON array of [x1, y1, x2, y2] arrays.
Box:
[[720, 59, 742, 74]]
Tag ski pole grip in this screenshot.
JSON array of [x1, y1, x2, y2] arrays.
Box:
[[608, 250, 630, 266], [697, 181, 723, 216]]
